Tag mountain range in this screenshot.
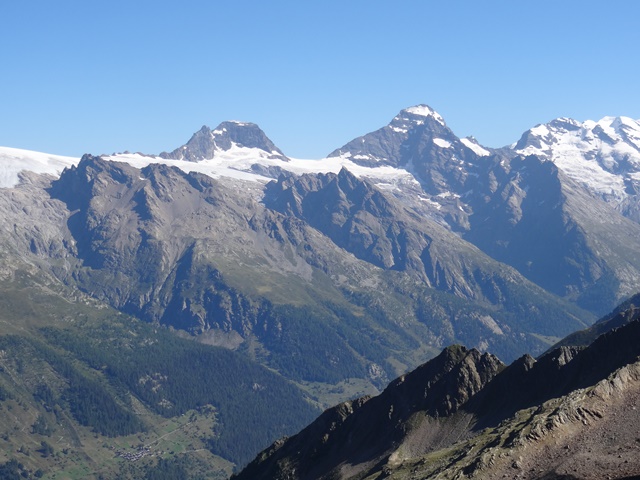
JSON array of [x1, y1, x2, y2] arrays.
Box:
[[2, 105, 640, 476]]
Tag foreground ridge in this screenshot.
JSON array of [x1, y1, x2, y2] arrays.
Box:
[[235, 303, 640, 480]]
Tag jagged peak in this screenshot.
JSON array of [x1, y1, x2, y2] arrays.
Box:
[[336, 166, 360, 183], [159, 120, 287, 162], [326, 103, 456, 163]]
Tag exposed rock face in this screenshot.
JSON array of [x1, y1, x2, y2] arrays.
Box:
[[235, 312, 640, 480], [265, 165, 598, 351], [263, 167, 592, 332], [463, 153, 640, 315]]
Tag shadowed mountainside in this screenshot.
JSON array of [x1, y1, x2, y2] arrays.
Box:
[[235, 302, 640, 480]]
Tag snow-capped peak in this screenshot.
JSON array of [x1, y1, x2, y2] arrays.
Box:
[[160, 121, 288, 162], [400, 105, 446, 126], [514, 115, 640, 204], [384, 105, 448, 138]]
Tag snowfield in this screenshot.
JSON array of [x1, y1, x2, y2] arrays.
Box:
[[0, 143, 418, 190], [0, 147, 78, 188]]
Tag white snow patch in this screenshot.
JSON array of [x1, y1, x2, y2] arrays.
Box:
[[433, 138, 452, 149], [436, 191, 460, 199], [1, 139, 423, 192], [461, 137, 490, 156], [391, 126, 408, 134], [375, 182, 396, 191], [420, 197, 442, 210]]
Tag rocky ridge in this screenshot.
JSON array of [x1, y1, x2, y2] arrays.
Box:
[[235, 305, 640, 480]]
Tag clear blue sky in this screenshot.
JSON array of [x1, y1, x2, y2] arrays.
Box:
[[2, 1, 639, 158]]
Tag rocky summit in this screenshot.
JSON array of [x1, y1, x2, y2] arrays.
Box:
[[160, 121, 288, 162]]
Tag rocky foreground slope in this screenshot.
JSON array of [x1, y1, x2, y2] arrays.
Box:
[[235, 295, 640, 480]]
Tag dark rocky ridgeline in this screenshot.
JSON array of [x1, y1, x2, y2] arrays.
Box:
[[234, 301, 640, 480], [234, 345, 505, 480], [547, 292, 640, 351]]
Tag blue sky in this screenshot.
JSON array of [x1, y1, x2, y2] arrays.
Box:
[[2, 1, 639, 158]]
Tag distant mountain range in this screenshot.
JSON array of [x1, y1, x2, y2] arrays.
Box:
[[2, 105, 640, 475]]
